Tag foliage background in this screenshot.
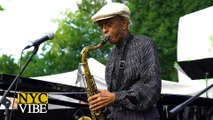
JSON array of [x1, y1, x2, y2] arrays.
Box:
[[1, 0, 213, 82]]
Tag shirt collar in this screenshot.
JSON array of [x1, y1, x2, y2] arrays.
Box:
[[115, 33, 132, 49]]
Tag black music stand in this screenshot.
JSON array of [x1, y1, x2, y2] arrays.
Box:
[[169, 58, 213, 115]]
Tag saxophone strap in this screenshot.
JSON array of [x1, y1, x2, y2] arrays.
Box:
[[116, 34, 134, 91]]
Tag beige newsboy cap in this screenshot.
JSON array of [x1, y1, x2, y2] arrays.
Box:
[[91, 2, 130, 23]]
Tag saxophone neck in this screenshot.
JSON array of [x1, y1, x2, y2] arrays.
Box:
[[80, 37, 109, 63], [80, 45, 98, 63]]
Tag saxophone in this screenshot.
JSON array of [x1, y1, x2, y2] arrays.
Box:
[[80, 36, 109, 120]]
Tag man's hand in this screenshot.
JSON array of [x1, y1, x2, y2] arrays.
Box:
[[9, 98, 18, 109], [88, 89, 116, 111]]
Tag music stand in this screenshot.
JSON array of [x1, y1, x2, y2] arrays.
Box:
[[169, 58, 213, 115]]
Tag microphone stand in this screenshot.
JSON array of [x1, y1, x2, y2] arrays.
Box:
[[0, 46, 39, 120]]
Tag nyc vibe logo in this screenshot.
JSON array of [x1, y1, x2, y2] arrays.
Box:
[[18, 92, 48, 113]]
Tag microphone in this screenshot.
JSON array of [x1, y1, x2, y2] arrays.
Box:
[[24, 33, 54, 49]]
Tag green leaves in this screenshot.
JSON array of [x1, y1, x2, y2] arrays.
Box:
[[129, 0, 213, 81], [20, 0, 108, 77], [0, 5, 5, 11], [0, 54, 19, 75]]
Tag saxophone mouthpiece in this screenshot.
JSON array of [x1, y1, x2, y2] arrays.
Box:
[[100, 35, 110, 46]]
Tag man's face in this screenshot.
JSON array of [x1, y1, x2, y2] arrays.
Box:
[[97, 16, 128, 44]]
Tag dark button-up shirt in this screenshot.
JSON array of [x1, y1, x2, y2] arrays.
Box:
[[105, 34, 161, 111]]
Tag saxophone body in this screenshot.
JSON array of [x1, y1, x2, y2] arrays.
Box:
[[80, 37, 109, 120]]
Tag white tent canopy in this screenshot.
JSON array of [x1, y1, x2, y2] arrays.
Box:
[[32, 58, 213, 98], [32, 58, 107, 89]]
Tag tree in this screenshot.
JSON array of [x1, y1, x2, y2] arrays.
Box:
[[21, 0, 109, 77], [0, 5, 5, 11], [0, 54, 19, 75], [128, 0, 213, 81]]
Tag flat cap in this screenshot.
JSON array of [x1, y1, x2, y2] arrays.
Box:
[[91, 3, 130, 23]]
